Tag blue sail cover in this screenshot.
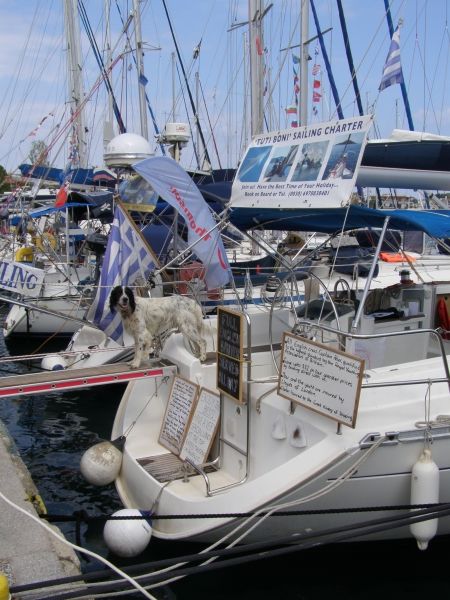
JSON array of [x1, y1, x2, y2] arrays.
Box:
[[228, 205, 450, 239]]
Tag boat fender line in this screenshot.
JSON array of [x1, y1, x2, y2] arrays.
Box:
[[410, 448, 439, 550], [80, 436, 126, 486], [103, 508, 153, 557]]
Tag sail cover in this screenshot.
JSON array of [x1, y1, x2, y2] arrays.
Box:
[[230, 115, 372, 210], [228, 205, 450, 239]]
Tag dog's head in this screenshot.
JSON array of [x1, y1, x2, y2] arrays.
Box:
[[109, 286, 136, 316]]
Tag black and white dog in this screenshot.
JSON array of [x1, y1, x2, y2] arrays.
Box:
[[109, 286, 207, 368]]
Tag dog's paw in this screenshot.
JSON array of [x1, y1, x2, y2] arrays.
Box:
[[128, 360, 141, 369]]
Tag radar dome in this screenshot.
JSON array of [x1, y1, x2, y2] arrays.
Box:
[[104, 133, 153, 167]]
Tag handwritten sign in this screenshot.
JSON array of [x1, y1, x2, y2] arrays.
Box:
[[278, 333, 364, 428], [180, 388, 220, 465], [159, 376, 199, 454], [217, 307, 244, 403]]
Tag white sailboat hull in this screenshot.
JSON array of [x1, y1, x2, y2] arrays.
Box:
[[111, 315, 450, 546]]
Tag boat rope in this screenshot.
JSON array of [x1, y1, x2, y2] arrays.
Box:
[[0, 488, 156, 600], [11, 503, 450, 600], [40, 501, 450, 523]]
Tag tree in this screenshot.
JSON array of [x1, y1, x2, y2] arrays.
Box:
[[0, 165, 9, 193], [29, 140, 50, 166]]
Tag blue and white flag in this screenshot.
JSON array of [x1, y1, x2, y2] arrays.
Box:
[[133, 156, 232, 290], [379, 25, 404, 91], [87, 204, 155, 343]]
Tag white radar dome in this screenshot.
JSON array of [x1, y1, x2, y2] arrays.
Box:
[[104, 133, 153, 167]]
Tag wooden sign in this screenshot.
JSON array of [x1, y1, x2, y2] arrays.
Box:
[[180, 388, 220, 465], [278, 333, 364, 428], [217, 307, 244, 403], [159, 376, 199, 454]]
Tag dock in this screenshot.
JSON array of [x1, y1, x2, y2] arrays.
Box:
[[0, 420, 82, 596]]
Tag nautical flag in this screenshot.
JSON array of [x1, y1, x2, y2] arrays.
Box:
[[292, 54, 300, 65], [379, 25, 404, 91], [138, 73, 148, 87], [133, 156, 232, 290], [313, 90, 322, 102], [87, 204, 155, 343], [285, 105, 297, 114], [312, 63, 320, 76], [255, 36, 263, 56], [55, 181, 69, 208]]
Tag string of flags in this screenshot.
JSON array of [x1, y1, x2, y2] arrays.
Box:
[[311, 46, 321, 116], [285, 46, 322, 126], [19, 111, 54, 144]]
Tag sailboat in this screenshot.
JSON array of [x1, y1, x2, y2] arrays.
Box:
[[73, 112, 450, 561]]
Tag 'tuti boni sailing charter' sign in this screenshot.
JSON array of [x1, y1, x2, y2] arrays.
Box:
[[230, 115, 372, 210]]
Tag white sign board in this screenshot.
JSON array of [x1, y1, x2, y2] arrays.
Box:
[[0, 259, 44, 297], [159, 376, 199, 454], [230, 115, 372, 210], [180, 388, 220, 465], [278, 333, 364, 428]]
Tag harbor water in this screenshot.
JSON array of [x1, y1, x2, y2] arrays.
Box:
[[0, 319, 450, 598]]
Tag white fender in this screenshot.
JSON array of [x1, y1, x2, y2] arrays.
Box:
[[80, 437, 125, 486], [410, 448, 439, 550], [103, 509, 152, 557]]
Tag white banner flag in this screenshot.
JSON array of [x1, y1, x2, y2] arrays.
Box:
[[133, 156, 231, 290]]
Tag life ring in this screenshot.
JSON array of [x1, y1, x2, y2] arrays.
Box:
[[34, 232, 57, 251], [15, 246, 34, 262], [177, 261, 221, 300]]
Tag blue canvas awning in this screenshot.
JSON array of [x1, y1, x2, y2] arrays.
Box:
[[228, 205, 450, 239]]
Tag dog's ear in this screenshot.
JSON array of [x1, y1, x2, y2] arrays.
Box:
[[125, 287, 136, 313], [109, 286, 120, 311]]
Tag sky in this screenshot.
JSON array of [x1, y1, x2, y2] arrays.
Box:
[[0, 0, 448, 177]]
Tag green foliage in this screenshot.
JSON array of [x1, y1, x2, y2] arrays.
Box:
[[29, 140, 50, 166], [0, 165, 9, 193]]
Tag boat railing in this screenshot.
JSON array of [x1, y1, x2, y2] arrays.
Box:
[[295, 319, 450, 391]]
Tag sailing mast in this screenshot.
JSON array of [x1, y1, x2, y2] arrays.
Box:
[[299, 0, 309, 127], [64, 0, 88, 168], [248, 0, 265, 137], [132, 0, 149, 140]]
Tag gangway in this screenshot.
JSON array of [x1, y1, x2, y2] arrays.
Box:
[[0, 361, 175, 399]]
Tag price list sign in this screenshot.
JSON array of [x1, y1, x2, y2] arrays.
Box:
[[217, 307, 244, 403]]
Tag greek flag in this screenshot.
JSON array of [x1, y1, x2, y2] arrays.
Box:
[[379, 26, 404, 91], [87, 204, 155, 343]]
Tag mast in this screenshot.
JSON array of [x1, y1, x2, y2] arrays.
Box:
[[299, 0, 309, 127], [248, 0, 264, 137], [103, 0, 115, 147], [64, 0, 88, 168], [132, 0, 149, 140]]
